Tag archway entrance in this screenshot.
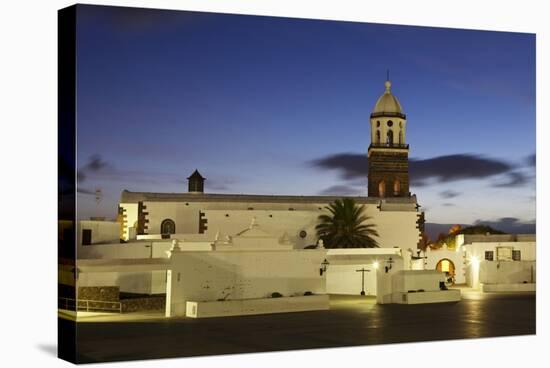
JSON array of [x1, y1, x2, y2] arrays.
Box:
[[436, 258, 456, 285]]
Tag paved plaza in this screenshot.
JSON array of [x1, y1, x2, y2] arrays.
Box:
[[70, 291, 536, 363]]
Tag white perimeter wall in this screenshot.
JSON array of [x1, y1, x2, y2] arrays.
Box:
[[167, 249, 327, 316], [77, 221, 120, 245], [479, 261, 536, 284]]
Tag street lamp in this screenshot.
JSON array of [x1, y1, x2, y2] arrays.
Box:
[[385, 257, 394, 273], [320, 259, 330, 276]]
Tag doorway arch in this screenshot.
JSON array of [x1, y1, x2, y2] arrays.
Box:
[[436, 258, 456, 285]]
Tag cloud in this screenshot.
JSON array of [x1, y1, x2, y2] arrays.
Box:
[[319, 185, 364, 196], [77, 155, 110, 183], [440, 190, 460, 199], [409, 154, 512, 185], [473, 217, 536, 234], [526, 153, 536, 167], [310, 153, 368, 180], [310, 152, 516, 186], [493, 172, 528, 188]]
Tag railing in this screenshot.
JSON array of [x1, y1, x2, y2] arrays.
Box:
[[370, 112, 406, 119], [58, 297, 122, 313], [369, 143, 409, 149]]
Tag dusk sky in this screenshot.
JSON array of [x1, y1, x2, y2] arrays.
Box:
[[76, 5, 536, 234]]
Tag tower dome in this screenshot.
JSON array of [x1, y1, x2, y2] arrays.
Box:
[[371, 80, 405, 118]]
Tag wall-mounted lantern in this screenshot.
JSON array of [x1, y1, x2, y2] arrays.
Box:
[[385, 257, 394, 273], [320, 259, 330, 276]]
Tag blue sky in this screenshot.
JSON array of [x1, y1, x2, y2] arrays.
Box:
[[75, 5, 536, 233]]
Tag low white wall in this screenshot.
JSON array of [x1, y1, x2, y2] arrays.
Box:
[[479, 261, 536, 284], [78, 221, 120, 245], [185, 295, 329, 318], [167, 249, 327, 316], [77, 271, 162, 294], [391, 270, 445, 293], [326, 264, 377, 296]]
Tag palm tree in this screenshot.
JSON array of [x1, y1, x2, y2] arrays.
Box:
[[316, 198, 379, 248]]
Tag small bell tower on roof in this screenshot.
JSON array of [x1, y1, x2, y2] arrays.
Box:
[[187, 169, 205, 193]]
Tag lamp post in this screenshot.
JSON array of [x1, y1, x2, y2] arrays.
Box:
[[320, 259, 330, 276], [356, 268, 371, 295], [385, 257, 394, 273]]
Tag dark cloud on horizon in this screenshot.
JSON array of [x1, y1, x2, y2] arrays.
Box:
[[440, 190, 460, 199], [310, 152, 517, 187], [526, 153, 536, 167], [473, 217, 536, 234], [493, 172, 528, 188]]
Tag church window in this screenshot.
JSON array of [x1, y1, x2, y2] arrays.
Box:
[[386, 130, 394, 145], [393, 180, 401, 195], [485, 251, 494, 261], [376, 121, 380, 127], [378, 180, 386, 197], [399, 130, 403, 145], [376, 130, 381, 144], [299, 230, 307, 238], [161, 219, 176, 235], [512, 250, 521, 261], [387, 120, 393, 127]]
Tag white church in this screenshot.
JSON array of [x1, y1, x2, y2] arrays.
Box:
[[62, 79, 534, 318]]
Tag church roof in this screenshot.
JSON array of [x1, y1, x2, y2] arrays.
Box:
[[119, 190, 418, 205], [187, 169, 205, 180], [371, 80, 405, 118]]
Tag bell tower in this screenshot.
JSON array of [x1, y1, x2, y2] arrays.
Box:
[[368, 78, 410, 198]]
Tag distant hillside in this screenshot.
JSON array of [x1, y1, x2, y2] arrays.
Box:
[[425, 220, 536, 241]]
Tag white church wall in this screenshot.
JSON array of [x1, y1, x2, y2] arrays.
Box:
[[201, 209, 322, 248], [166, 249, 327, 317], [121, 197, 421, 255], [120, 203, 138, 241], [365, 206, 421, 256]]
